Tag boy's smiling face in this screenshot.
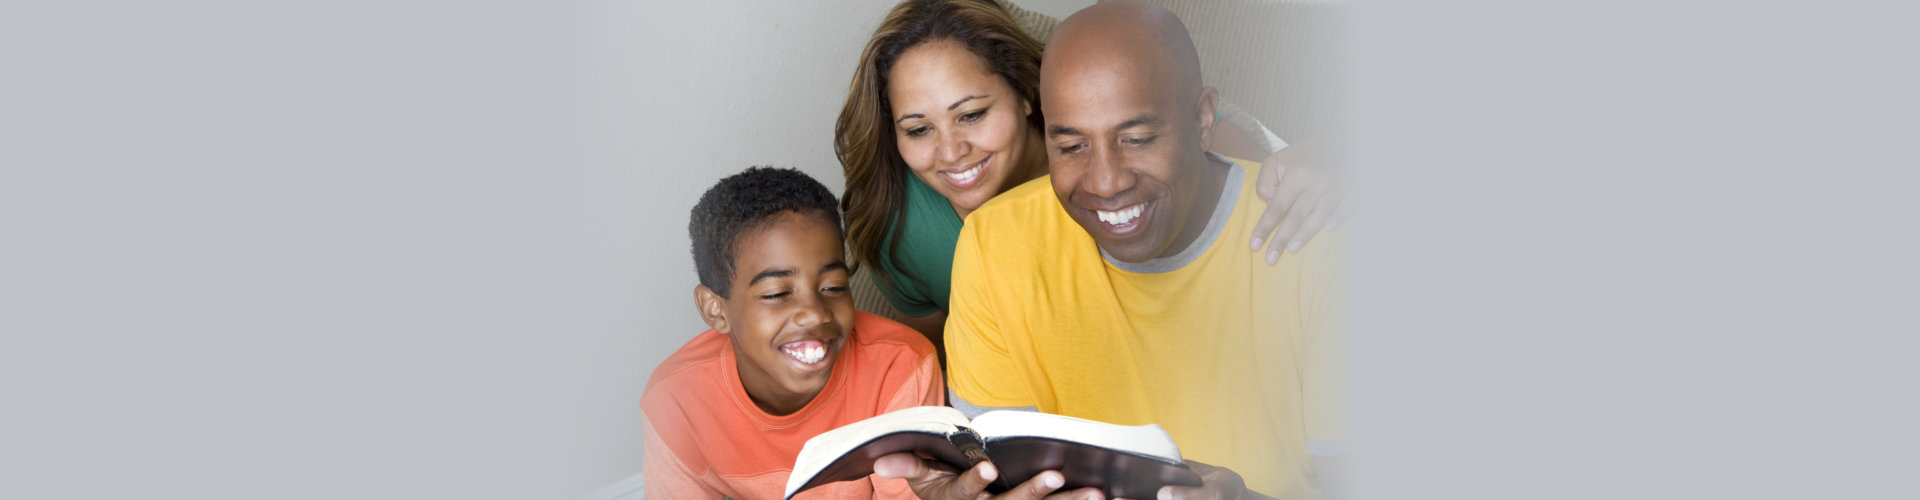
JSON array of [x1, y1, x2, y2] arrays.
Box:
[[694, 210, 855, 415]]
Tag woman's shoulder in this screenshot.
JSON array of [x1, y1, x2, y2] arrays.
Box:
[[897, 174, 963, 230], [883, 175, 964, 263]]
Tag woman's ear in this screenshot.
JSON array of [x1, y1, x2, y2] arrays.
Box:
[[1022, 98, 1033, 117], [694, 285, 731, 334]]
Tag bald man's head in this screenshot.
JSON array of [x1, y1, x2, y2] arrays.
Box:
[[1040, 2, 1228, 263], [1042, 2, 1204, 108]]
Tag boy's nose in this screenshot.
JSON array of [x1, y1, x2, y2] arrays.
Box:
[[792, 291, 835, 329]]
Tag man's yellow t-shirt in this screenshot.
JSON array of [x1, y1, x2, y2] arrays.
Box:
[[945, 153, 1346, 498]]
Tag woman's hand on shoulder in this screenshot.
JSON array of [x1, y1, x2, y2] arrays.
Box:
[[1250, 139, 1350, 265]]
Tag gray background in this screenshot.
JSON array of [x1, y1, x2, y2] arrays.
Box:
[[3, 0, 1915, 498]]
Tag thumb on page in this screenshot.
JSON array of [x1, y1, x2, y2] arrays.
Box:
[[872, 453, 930, 479]]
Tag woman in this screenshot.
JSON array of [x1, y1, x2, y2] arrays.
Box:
[[836, 0, 1346, 354]]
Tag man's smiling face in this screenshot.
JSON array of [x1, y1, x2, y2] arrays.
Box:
[[1041, 26, 1220, 263]]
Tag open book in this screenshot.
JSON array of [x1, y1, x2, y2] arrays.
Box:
[[782, 406, 1202, 499]]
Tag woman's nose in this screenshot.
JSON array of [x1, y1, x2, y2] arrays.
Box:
[[936, 131, 970, 165]]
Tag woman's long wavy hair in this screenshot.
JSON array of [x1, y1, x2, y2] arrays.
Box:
[[836, 0, 1045, 288]]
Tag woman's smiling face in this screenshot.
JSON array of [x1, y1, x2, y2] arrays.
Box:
[[887, 40, 1033, 220]]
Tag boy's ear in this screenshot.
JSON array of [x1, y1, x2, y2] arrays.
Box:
[[693, 284, 731, 334]]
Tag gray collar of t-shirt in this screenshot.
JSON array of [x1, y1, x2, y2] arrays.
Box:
[[1099, 151, 1243, 273]]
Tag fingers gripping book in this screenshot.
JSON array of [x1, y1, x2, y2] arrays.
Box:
[[782, 406, 1202, 499]]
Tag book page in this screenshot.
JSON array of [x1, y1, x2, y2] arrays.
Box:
[[784, 406, 968, 498], [967, 410, 1184, 463]]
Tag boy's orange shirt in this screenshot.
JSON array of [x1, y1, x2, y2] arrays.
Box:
[[641, 311, 943, 499]]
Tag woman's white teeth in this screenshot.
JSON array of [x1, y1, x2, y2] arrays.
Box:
[[944, 157, 986, 182], [782, 343, 826, 364], [1097, 204, 1145, 226]]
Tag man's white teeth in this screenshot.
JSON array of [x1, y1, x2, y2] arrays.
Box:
[[783, 343, 826, 364], [1097, 204, 1145, 226], [944, 158, 986, 182]]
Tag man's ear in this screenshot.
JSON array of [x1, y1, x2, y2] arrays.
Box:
[[1196, 86, 1220, 150], [694, 284, 731, 334]]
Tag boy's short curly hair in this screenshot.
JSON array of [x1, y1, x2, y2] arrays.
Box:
[[689, 166, 844, 298]]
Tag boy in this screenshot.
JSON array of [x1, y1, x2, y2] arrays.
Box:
[[642, 166, 943, 499]]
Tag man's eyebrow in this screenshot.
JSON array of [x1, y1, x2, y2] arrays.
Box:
[[746, 268, 793, 287], [1048, 115, 1161, 138], [1116, 114, 1161, 131], [947, 95, 986, 111]]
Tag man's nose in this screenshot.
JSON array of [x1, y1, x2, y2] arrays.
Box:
[[1083, 145, 1134, 198]]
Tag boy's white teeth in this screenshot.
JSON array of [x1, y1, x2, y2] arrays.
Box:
[[944, 157, 986, 182], [1097, 203, 1145, 226], [782, 342, 826, 364]]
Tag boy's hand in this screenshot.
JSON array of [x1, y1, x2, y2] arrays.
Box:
[[873, 452, 1106, 500], [1152, 459, 1277, 500]]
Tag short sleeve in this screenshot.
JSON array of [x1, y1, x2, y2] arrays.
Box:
[[641, 417, 723, 499], [882, 348, 946, 411], [942, 219, 1036, 408]]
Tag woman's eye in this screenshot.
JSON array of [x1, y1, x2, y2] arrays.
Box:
[[904, 126, 931, 138], [822, 285, 849, 294], [959, 109, 986, 123]]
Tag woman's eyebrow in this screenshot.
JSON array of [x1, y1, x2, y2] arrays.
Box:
[[947, 94, 987, 111], [897, 94, 989, 124]]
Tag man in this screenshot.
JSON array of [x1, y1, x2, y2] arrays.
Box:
[[874, 3, 1346, 499]]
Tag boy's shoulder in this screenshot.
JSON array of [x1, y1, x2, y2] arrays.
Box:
[[849, 310, 937, 361], [640, 329, 730, 407]]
